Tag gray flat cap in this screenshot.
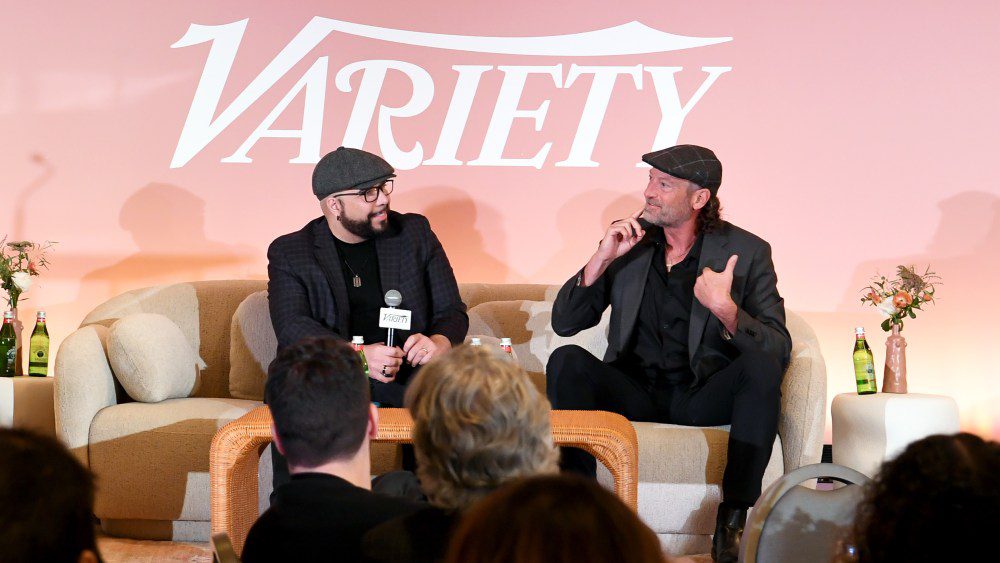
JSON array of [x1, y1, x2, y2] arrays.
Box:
[[312, 147, 396, 200], [642, 145, 722, 194]]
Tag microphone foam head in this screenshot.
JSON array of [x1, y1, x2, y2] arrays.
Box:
[[384, 289, 403, 307]]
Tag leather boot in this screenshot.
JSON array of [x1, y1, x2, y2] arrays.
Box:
[[712, 504, 748, 563]]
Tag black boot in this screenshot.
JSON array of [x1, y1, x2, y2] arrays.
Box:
[[712, 503, 748, 563]]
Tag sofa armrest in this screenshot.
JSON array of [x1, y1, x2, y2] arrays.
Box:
[[777, 312, 828, 473], [54, 325, 119, 467]]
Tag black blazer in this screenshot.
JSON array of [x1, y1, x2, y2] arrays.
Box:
[[267, 212, 469, 351], [552, 220, 791, 386]]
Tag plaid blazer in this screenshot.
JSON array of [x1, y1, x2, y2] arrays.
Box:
[[267, 213, 468, 351]]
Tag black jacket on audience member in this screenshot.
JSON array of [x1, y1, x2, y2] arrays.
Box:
[[362, 505, 459, 563], [242, 473, 422, 563]]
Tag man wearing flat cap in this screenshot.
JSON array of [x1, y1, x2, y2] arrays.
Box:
[[267, 147, 468, 484], [546, 145, 790, 563]]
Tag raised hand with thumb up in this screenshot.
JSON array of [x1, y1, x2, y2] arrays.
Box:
[[694, 254, 739, 333]]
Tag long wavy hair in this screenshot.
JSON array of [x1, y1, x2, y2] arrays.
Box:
[[849, 432, 1000, 562], [404, 345, 559, 511], [696, 192, 724, 234]]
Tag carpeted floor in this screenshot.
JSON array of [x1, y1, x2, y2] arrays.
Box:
[[96, 536, 711, 562], [96, 537, 211, 562]]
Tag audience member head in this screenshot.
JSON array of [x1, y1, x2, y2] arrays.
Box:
[[0, 428, 100, 563], [446, 474, 666, 563], [266, 336, 375, 470], [404, 344, 558, 510], [850, 432, 1000, 562]]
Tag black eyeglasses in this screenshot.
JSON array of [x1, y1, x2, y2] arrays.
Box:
[[333, 180, 394, 203]]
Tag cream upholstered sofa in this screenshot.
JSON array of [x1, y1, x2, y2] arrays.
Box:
[[55, 280, 826, 553]]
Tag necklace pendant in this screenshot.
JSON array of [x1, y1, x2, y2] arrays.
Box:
[[353, 275, 362, 288]]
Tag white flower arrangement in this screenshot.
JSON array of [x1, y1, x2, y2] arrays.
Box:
[[0, 238, 54, 309]]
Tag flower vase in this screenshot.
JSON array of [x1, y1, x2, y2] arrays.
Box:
[[882, 323, 907, 393], [11, 307, 25, 377]]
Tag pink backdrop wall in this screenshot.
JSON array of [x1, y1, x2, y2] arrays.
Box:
[[4, 1, 998, 440]]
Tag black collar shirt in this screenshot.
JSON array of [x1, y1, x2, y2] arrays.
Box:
[[614, 229, 703, 387]]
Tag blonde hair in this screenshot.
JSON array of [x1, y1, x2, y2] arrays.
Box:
[[404, 345, 558, 510]]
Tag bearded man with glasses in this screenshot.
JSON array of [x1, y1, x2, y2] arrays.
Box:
[[267, 147, 469, 487]]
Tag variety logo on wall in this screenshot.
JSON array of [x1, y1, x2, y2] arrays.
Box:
[[170, 17, 732, 169]]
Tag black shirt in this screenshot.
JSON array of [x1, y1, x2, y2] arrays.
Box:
[[614, 230, 702, 386], [334, 237, 385, 345], [242, 473, 422, 563]]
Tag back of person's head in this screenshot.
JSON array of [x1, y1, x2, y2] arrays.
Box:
[[404, 344, 558, 510], [446, 474, 666, 563], [266, 336, 371, 467], [0, 428, 100, 563], [851, 432, 1000, 562]]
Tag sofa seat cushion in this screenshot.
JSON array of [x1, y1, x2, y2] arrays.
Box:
[[597, 422, 784, 536], [467, 299, 610, 393], [89, 397, 263, 522]]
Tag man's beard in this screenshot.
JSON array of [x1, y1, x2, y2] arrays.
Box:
[[339, 206, 389, 240], [643, 203, 683, 228]]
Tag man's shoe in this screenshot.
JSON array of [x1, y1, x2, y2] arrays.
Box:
[[712, 504, 748, 563]]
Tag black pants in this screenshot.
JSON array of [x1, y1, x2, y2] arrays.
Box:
[[545, 345, 783, 507], [271, 379, 415, 491]]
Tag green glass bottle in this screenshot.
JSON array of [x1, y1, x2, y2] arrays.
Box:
[[853, 327, 877, 395], [0, 311, 15, 377], [352, 336, 370, 376], [28, 311, 49, 377]]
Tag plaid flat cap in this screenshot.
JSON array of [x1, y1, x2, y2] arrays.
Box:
[[312, 147, 396, 200], [642, 145, 722, 194]]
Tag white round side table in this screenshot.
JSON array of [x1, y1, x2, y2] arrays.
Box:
[[831, 392, 960, 478]]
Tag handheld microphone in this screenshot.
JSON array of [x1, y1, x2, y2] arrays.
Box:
[[383, 290, 403, 347]]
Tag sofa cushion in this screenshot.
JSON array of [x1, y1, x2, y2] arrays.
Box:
[[229, 291, 276, 401], [466, 299, 609, 393], [107, 313, 204, 402], [459, 283, 555, 310], [596, 423, 784, 535], [89, 397, 265, 522]]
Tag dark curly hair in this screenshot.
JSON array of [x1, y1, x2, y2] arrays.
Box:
[[849, 432, 1000, 562], [696, 193, 724, 234]]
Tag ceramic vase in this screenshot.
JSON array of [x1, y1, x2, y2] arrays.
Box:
[[882, 323, 907, 393]]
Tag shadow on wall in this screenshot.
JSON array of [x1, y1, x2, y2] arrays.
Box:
[[531, 189, 643, 283], [808, 191, 1000, 438], [402, 185, 515, 283], [9, 152, 55, 238], [80, 183, 260, 297], [43, 183, 261, 330]]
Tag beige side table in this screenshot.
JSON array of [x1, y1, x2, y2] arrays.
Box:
[[0, 376, 56, 436], [831, 392, 960, 478]]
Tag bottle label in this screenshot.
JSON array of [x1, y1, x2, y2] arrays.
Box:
[[29, 344, 48, 369], [853, 355, 876, 392], [3, 348, 14, 372]]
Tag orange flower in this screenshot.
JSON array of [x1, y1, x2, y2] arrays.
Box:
[[892, 291, 912, 308], [921, 292, 934, 302], [866, 291, 883, 304]]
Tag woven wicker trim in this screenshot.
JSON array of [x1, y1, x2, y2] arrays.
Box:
[[210, 406, 638, 556]]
